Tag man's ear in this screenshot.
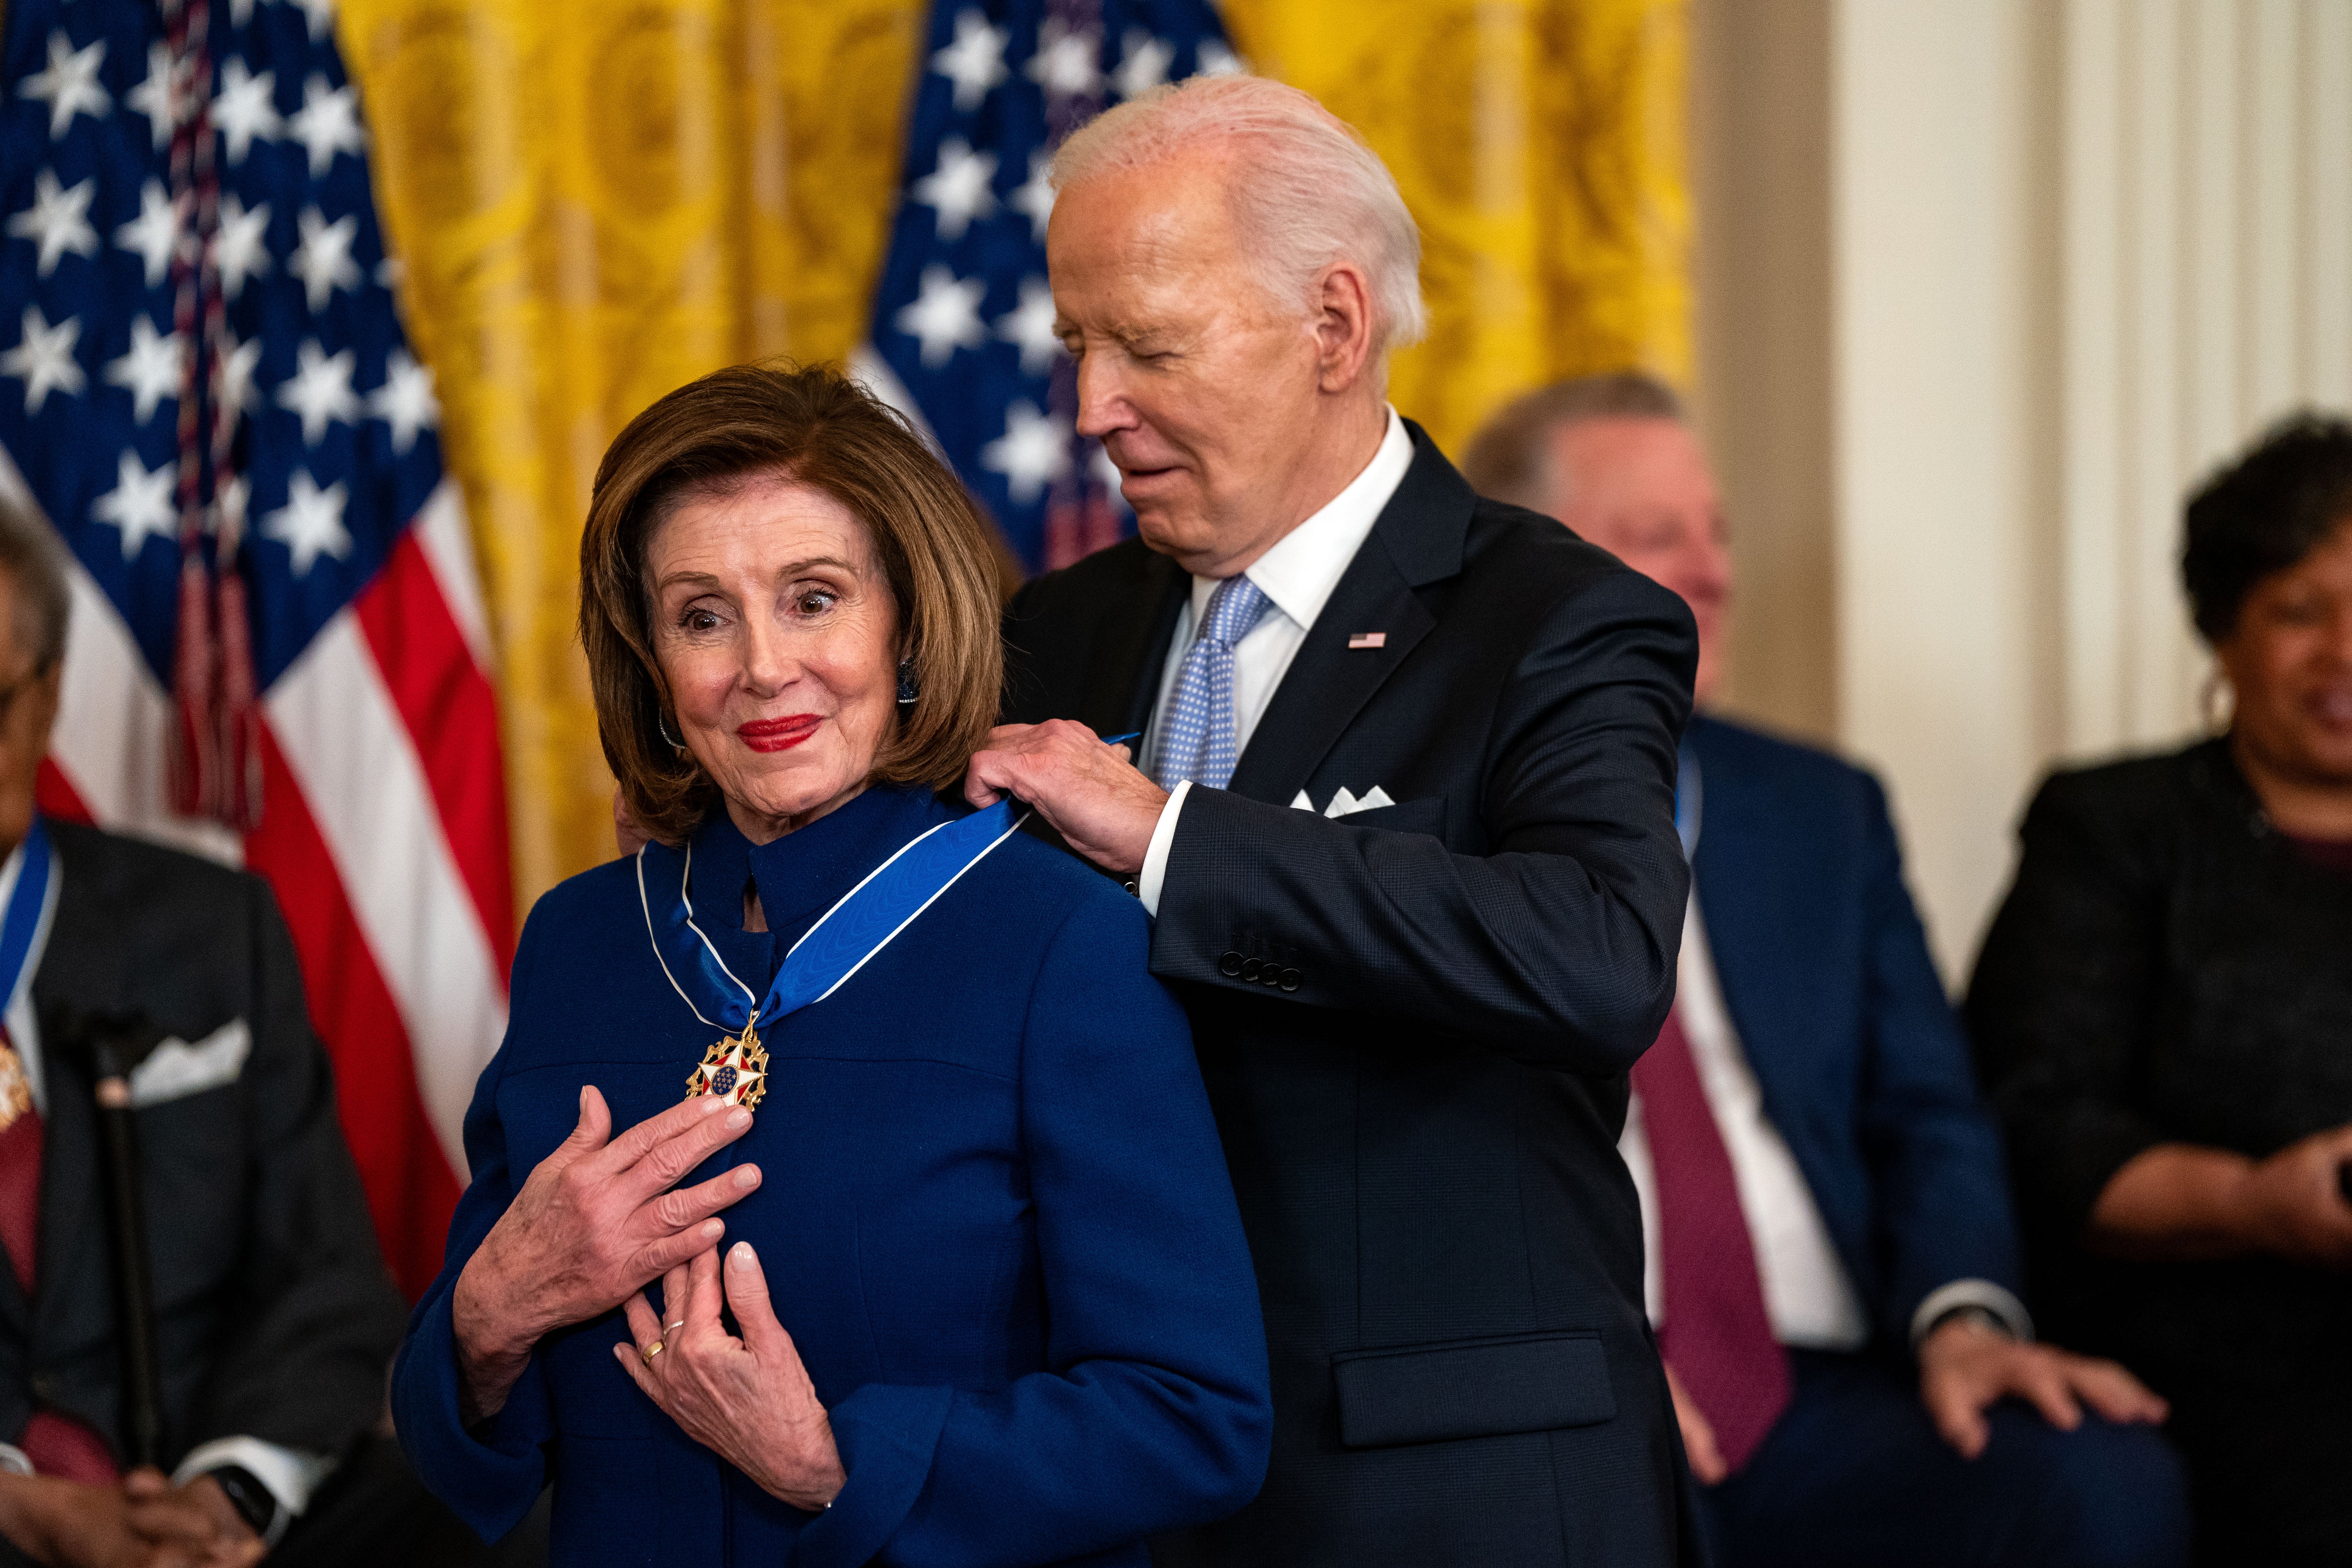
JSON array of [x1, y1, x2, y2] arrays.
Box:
[[1312, 261, 1378, 394]]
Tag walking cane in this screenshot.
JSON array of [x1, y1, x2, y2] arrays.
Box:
[[62, 1011, 167, 1472]]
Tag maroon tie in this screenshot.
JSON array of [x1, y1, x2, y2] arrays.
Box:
[[1630, 1006, 1791, 1475], [0, 1033, 117, 1484]]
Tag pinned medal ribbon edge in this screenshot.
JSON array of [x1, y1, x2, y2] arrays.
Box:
[[633, 801, 1032, 1033]]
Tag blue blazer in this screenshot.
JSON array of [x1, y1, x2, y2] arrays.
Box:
[[1685, 715, 2022, 1346], [392, 786, 1271, 1568]]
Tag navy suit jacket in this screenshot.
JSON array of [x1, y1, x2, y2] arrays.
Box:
[[1686, 715, 2022, 1346], [392, 787, 1270, 1568]]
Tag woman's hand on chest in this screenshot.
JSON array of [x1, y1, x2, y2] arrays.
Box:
[[452, 1087, 764, 1422], [617, 1242, 846, 1512]]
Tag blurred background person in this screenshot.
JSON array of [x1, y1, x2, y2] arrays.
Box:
[[0, 498, 497, 1568], [1465, 374, 2187, 1568], [1968, 416, 2352, 1566]]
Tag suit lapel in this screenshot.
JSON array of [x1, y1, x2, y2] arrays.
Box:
[[1226, 539, 1433, 805], [27, 852, 113, 1363], [1082, 550, 1187, 739], [1225, 427, 1470, 806]]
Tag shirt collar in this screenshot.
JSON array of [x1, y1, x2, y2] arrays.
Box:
[[1189, 406, 1415, 633]]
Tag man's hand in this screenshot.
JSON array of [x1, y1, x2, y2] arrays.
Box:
[[1917, 1317, 2167, 1460], [1661, 1360, 1726, 1485], [121, 1470, 263, 1568], [0, 1473, 141, 1568], [964, 722, 1167, 877]]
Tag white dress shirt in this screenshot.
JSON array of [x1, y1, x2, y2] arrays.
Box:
[[1619, 892, 2032, 1350], [0, 839, 330, 1535], [1135, 408, 1416, 916]]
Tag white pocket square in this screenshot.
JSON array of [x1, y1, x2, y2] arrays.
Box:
[[1289, 786, 1397, 818], [127, 1019, 251, 1109]]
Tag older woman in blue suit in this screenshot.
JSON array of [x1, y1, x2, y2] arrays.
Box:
[[391, 364, 1270, 1567]]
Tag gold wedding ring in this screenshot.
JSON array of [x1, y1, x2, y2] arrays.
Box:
[[641, 1340, 665, 1367]]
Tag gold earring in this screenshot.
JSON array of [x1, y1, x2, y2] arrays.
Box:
[[2200, 668, 2235, 734]]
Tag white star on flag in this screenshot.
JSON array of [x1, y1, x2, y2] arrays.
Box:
[[21, 31, 110, 140], [212, 59, 281, 165], [895, 265, 987, 369], [215, 193, 274, 300], [367, 349, 439, 453], [90, 449, 178, 560], [261, 469, 352, 576], [219, 331, 262, 418], [1112, 30, 1174, 99], [125, 42, 174, 151], [1198, 40, 1245, 76], [291, 0, 338, 42], [995, 277, 1062, 377], [115, 179, 179, 288], [1008, 151, 1054, 243], [0, 306, 84, 415], [276, 339, 361, 445], [1027, 18, 1102, 102], [931, 10, 1009, 113], [911, 137, 998, 242], [288, 207, 362, 312], [7, 169, 100, 278], [981, 400, 1073, 505], [287, 74, 366, 178], [103, 316, 183, 425]]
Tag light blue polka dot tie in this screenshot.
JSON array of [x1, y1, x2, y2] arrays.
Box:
[[1154, 575, 1273, 792]]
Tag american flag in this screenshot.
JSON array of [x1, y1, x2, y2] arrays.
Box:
[[0, 0, 510, 1298], [855, 0, 1237, 574]]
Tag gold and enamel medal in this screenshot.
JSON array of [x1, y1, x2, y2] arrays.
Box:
[[685, 1022, 769, 1110]]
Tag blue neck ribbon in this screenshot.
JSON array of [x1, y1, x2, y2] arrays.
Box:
[[0, 818, 52, 1019], [636, 799, 1025, 1036]]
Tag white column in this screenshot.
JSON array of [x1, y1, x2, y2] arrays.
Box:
[[1829, 0, 2057, 979]]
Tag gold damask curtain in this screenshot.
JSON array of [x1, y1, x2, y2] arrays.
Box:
[[334, 0, 1688, 914]]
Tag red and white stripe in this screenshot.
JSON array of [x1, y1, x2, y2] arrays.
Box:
[[5, 452, 509, 1298]]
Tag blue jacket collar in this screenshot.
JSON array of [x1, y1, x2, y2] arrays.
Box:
[[685, 784, 944, 947]]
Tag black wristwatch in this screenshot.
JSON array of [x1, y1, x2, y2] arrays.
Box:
[[205, 1465, 282, 1541]]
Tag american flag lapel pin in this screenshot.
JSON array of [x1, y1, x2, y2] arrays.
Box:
[[1348, 632, 1387, 649]]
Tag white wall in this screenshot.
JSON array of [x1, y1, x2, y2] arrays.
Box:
[[1700, 0, 2352, 984]]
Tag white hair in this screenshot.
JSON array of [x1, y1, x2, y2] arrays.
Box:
[[1051, 75, 1428, 357]]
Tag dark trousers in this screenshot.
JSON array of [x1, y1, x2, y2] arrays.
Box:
[[1695, 1349, 2190, 1568], [273, 1435, 547, 1568]]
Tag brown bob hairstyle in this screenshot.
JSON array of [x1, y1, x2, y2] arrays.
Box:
[[580, 361, 1004, 845]]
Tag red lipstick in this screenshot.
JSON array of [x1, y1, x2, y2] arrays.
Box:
[[736, 715, 822, 753]]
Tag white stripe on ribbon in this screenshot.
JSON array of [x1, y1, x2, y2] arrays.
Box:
[[268, 608, 506, 1175]]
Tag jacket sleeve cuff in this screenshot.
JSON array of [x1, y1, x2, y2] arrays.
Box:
[[1909, 1279, 2036, 1349], [1136, 781, 1190, 917], [790, 1384, 953, 1568], [389, 1290, 552, 1543]]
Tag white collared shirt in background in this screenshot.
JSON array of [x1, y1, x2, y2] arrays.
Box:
[[1135, 408, 1416, 915], [1620, 894, 2032, 1349]]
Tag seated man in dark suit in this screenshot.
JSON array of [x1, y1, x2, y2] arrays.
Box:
[[1461, 375, 2190, 1568], [0, 494, 483, 1567]]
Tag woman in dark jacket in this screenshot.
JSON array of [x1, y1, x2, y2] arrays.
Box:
[[1967, 415, 2352, 1565]]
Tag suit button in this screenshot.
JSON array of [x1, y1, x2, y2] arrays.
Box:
[[1279, 968, 1303, 991], [29, 1373, 55, 1403], [1260, 968, 1281, 987], [1218, 951, 1243, 977], [1240, 958, 1263, 982]]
